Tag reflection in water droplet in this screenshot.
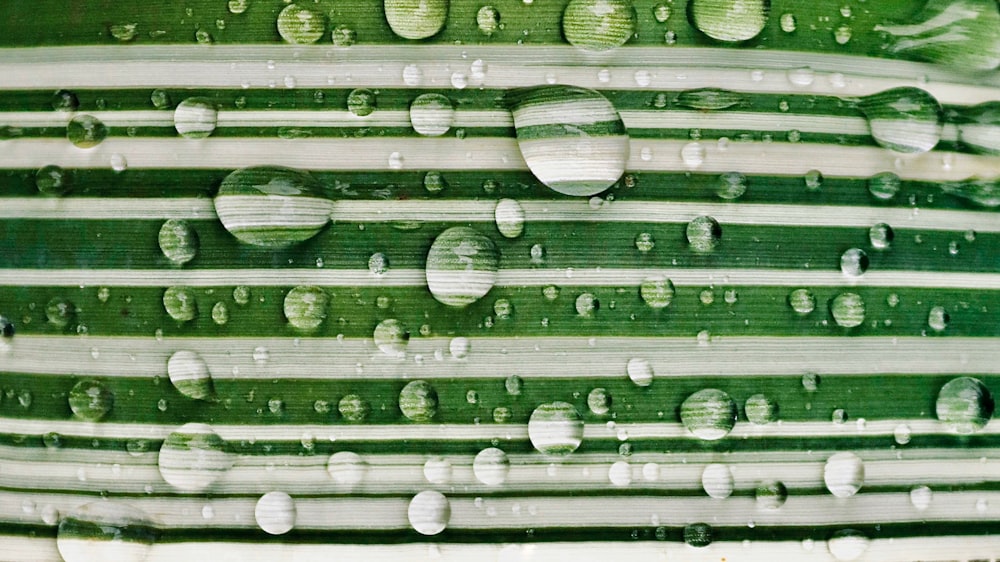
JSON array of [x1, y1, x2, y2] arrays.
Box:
[[408, 490, 451, 535], [634, 232, 655, 253], [935, 377, 994, 434], [477, 5, 501, 34], [473, 447, 511, 486], [57, 502, 156, 562], [562, 0, 637, 51], [410, 93, 455, 137], [788, 288, 816, 315], [528, 402, 584, 455], [284, 286, 328, 332], [163, 286, 198, 322], [716, 171, 747, 200], [830, 293, 865, 328], [686, 216, 722, 252], [676, 88, 746, 111], [277, 4, 326, 44], [858, 87, 943, 153], [575, 292, 599, 317], [374, 319, 409, 357], [385, 0, 449, 40], [158, 220, 199, 265], [681, 389, 737, 440], [426, 227, 499, 307], [683, 522, 713, 547], [67, 115, 108, 148], [36, 165, 73, 196], [399, 380, 439, 422], [639, 277, 674, 309], [255, 491, 296, 535], [347, 88, 377, 117], [869, 223, 894, 250], [745, 394, 778, 424], [828, 529, 870, 561], [423, 456, 453, 484], [702, 463, 734, 499], [327, 451, 367, 485], [68, 379, 114, 421], [840, 248, 869, 277], [167, 350, 215, 400], [824, 452, 865, 498], [495, 199, 526, 238], [689, 0, 769, 41], [157, 423, 234, 492], [339, 394, 371, 422], [173, 98, 218, 139]]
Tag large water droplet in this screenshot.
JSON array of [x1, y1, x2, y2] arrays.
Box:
[[830, 292, 865, 328], [283, 286, 328, 332], [681, 389, 737, 440], [347, 88, 377, 117], [173, 98, 218, 139], [874, 0, 1000, 72], [701, 463, 734, 499], [827, 529, 870, 561], [495, 199, 526, 239], [166, 350, 215, 400], [158, 220, 199, 265], [426, 227, 499, 307], [608, 461, 632, 486], [508, 86, 628, 197], [277, 4, 326, 44], [339, 394, 371, 422], [955, 101, 1000, 155], [67, 115, 108, 148], [477, 5, 501, 34], [473, 447, 511, 486], [408, 491, 450, 535], [163, 286, 197, 323], [68, 379, 114, 421], [528, 402, 584, 455], [689, 0, 769, 42], [385, 0, 448, 39], [327, 451, 367, 485], [756, 479, 789, 509], [840, 248, 869, 277], [562, 0, 637, 51], [214, 166, 333, 248], [868, 172, 902, 201], [409, 93, 455, 137], [935, 377, 994, 433], [374, 319, 409, 357], [36, 165, 72, 196], [675, 88, 746, 110], [157, 423, 234, 492], [683, 522, 713, 548], [56, 502, 156, 562], [858, 87, 943, 153], [686, 215, 722, 252], [626, 357, 654, 387], [639, 276, 675, 308], [423, 457, 453, 484], [255, 491, 296, 535], [745, 394, 778, 424], [46, 297, 75, 329], [399, 380, 439, 422], [824, 452, 865, 498], [868, 223, 894, 250], [788, 288, 816, 315]]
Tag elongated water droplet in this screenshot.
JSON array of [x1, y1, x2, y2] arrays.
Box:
[[385, 0, 449, 40], [408, 490, 450, 535], [158, 220, 199, 265], [508, 86, 628, 197], [689, 0, 769, 42], [858, 87, 943, 153], [277, 4, 326, 44], [675, 88, 746, 110], [824, 452, 865, 498], [473, 447, 511, 485], [214, 166, 333, 248], [528, 401, 584, 455], [683, 522, 713, 547], [157, 423, 234, 492], [939, 177, 1000, 208], [426, 227, 499, 307], [410, 93, 455, 137], [874, 0, 1000, 72], [936, 377, 994, 433], [681, 389, 737, 440], [495, 199, 526, 238], [562, 0, 637, 51], [57, 502, 156, 562], [173, 98, 218, 139], [283, 286, 328, 332], [955, 101, 1000, 155], [167, 350, 215, 400]]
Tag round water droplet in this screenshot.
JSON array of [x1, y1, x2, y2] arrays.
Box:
[[716, 172, 747, 200], [681, 389, 737, 440], [608, 461, 632, 486], [157, 423, 234, 492], [211, 302, 229, 325], [702, 463, 734, 499], [587, 387, 612, 415], [927, 305, 949, 332], [640, 276, 675, 309], [473, 447, 510, 486], [680, 142, 706, 168], [36, 165, 73, 196], [255, 491, 296, 535], [830, 292, 865, 328], [162, 286, 197, 323], [277, 4, 326, 44], [626, 358, 654, 387], [409, 93, 455, 137], [368, 252, 390, 276], [824, 452, 865, 498], [868, 223, 894, 250], [426, 227, 499, 307], [423, 457, 453, 484], [173, 98, 218, 139], [450, 337, 471, 359], [374, 319, 409, 357], [327, 451, 367, 485], [867, 172, 901, 201], [347, 88, 376, 117], [894, 423, 912, 445], [683, 522, 713, 548], [828, 529, 870, 561], [385, 0, 448, 39], [56, 502, 156, 562], [575, 292, 599, 317], [935, 377, 994, 434], [167, 350, 215, 401], [689, 0, 769, 42], [858, 87, 943, 154], [67, 115, 108, 148], [910, 485, 932, 510], [46, 297, 75, 329], [228, 0, 249, 14], [477, 5, 501, 34], [779, 12, 796, 32], [745, 394, 778, 424], [686, 215, 722, 252], [840, 248, 869, 277], [756, 479, 788, 509], [788, 288, 816, 315], [283, 286, 328, 332], [339, 394, 371, 422], [804, 169, 824, 190], [68, 379, 114, 421], [158, 219, 199, 265], [653, 3, 672, 22], [331, 25, 356, 46], [634, 232, 655, 253], [408, 490, 450, 535], [51, 89, 80, 112], [215, 166, 333, 248], [834, 24, 852, 44], [399, 380, 438, 422], [505, 375, 524, 395], [423, 170, 447, 194], [528, 402, 584, 455], [562, 0, 637, 51], [495, 199, 525, 239], [509, 86, 628, 196]]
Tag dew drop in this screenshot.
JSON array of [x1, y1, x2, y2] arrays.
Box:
[[927, 305, 949, 332], [868, 223, 894, 250], [327, 451, 367, 486], [686, 215, 722, 252], [874, 0, 1000, 72], [587, 387, 612, 415], [935, 377, 994, 434], [680, 142, 706, 168], [158, 220, 199, 265], [910, 485, 932, 510], [166, 350, 215, 401], [173, 98, 218, 139], [830, 292, 865, 328], [399, 380, 439, 422], [374, 319, 409, 357], [163, 286, 198, 323], [68, 379, 114, 421], [45, 297, 75, 329], [408, 491, 451, 535], [67, 115, 108, 148], [681, 389, 737, 440], [824, 452, 865, 498], [277, 4, 326, 44], [689, 0, 769, 41], [426, 227, 499, 307], [702, 463, 734, 499], [423, 456, 453, 484], [385, 0, 448, 40], [495, 199, 526, 238], [716, 171, 747, 200], [347, 88, 376, 117], [35, 165, 73, 196], [562, 0, 637, 51], [339, 394, 371, 422], [745, 394, 778, 424], [858, 87, 943, 153], [756, 480, 788, 509], [626, 357, 654, 386], [56, 502, 156, 562], [410, 93, 455, 137], [528, 402, 584, 455], [840, 248, 869, 277], [683, 522, 713, 548], [827, 529, 870, 561], [477, 5, 501, 35], [283, 286, 328, 332], [473, 447, 511, 486], [254, 491, 296, 535], [157, 423, 234, 492]]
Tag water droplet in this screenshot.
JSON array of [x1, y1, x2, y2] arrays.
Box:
[[874, 0, 1000, 72], [409, 93, 455, 137], [827, 529, 870, 561], [386, 0, 448, 39], [255, 492, 296, 535], [802, 372, 821, 392], [528, 402, 584, 455], [332, 25, 356, 46], [505, 375, 523, 396], [366, 252, 390, 276], [681, 389, 737, 440], [824, 452, 865, 498], [68, 379, 114, 421], [158, 219, 199, 265], [56, 502, 156, 562], [402, 64, 423, 86], [894, 423, 912, 445], [45, 297, 75, 329], [626, 357, 654, 386], [690, 0, 769, 41], [283, 286, 328, 332], [228, 0, 249, 14], [756, 479, 788, 509], [779, 12, 796, 32], [214, 166, 333, 248], [868, 223, 894, 250], [494, 199, 525, 239], [508, 86, 628, 196], [473, 447, 511, 485], [426, 227, 499, 307], [339, 394, 371, 422], [954, 102, 1000, 155], [926, 305, 950, 332], [477, 5, 501, 34], [680, 142, 706, 168], [347, 88, 376, 117], [327, 451, 367, 485], [408, 491, 451, 535], [653, 3, 672, 21], [211, 302, 228, 325], [858, 87, 942, 153], [686, 215, 721, 252], [935, 377, 994, 434], [840, 248, 869, 277], [388, 151, 404, 169], [716, 171, 747, 200], [374, 319, 409, 357], [834, 24, 852, 44], [51, 89, 79, 112], [867, 171, 901, 200], [683, 522, 713, 548], [35, 165, 73, 196], [675, 88, 746, 111], [167, 350, 215, 401], [173, 98, 218, 139], [157, 423, 234, 492], [399, 380, 438, 422], [634, 232, 655, 252], [573, 292, 597, 317], [587, 387, 612, 415], [163, 286, 197, 322], [67, 115, 108, 148], [830, 292, 865, 328], [562, 0, 637, 51], [423, 457, 452, 484], [233, 286, 251, 305], [608, 461, 632, 486], [910, 485, 932, 510], [702, 463, 734, 498], [745, 394, 778, 424], [277, 4, 326, 44], [804, 170, 823, 191]]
